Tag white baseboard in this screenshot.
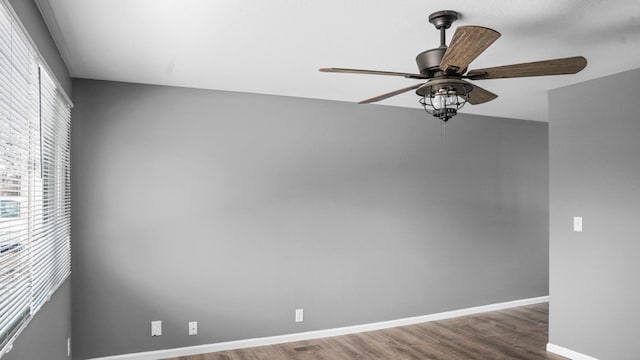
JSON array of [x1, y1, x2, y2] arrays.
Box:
[[546, 343, 599, 360], [88, 296, 549, 360]]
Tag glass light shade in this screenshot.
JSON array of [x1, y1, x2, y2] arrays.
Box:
[[419, 84, 470, 122]]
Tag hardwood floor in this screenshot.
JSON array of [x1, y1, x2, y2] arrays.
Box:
[[164, 303, 567, 360]]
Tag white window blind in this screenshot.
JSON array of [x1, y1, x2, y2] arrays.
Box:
[[0, 1, 71, 357], [32, 68, 71, 312], [0, 2, 39, 353]]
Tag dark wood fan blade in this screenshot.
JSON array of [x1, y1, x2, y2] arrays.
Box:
[[439, 26, 501, 74], [466, 56, 587, 80], [465, 81, 498, 105], [358, 83, 424, 104], [320, 68, 426, 79]]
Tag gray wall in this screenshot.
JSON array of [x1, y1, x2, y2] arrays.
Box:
[[548, 68, 640, 359], [3, 2, 72, 360], [72, 79, 549, 359], [3, 280, 72, 360]]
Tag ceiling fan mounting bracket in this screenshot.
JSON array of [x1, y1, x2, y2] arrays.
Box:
[[428, 10, 459, 30]]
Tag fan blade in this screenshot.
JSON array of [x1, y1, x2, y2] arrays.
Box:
[[439, 26, 501, 74], [467, 56, 587, 80], [358, 83, 424, 104], [465, 81, 498, 105], [320, 67, 426, 79]]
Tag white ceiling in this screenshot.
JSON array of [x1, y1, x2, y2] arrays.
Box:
[[38, 0, 640, 121]]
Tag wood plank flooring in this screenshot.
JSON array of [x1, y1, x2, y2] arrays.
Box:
[[164, 303, 567, 360]]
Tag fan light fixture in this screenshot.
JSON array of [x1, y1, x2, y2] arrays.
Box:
[[419, 86, 468, 122], [320, 9, 587, 126], [417, 79, 472, 123]]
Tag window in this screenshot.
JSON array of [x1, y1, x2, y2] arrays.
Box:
[[0, 2, 71, 356], [0, 200, 20, 218]]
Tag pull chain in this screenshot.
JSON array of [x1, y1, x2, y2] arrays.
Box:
[[440, 120, 447, 144]]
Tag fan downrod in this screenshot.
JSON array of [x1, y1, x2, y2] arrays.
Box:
[[415, 11, 460, 77], [429, 10, 459, 47]]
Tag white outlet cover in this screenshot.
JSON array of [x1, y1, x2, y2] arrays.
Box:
[[189, 321, 198, 336], [151, 320, 162, 336], [295, 309, 304, 323], [573, 217, 583, 232]]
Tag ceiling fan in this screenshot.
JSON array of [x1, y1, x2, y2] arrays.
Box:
[[320, 10, 587, 122]]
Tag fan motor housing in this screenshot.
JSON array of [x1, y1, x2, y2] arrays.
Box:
[[416, 47, 446, 77]]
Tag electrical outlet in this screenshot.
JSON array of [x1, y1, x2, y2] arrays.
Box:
[[151, 320, 162, 336], [573, 216, 583, 232], [295, 309, 304, 323], [189, 321, 198, 336]]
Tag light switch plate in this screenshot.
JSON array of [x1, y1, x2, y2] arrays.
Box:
[[295, 309, 304, 323], [573, 217, 583, 232]]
